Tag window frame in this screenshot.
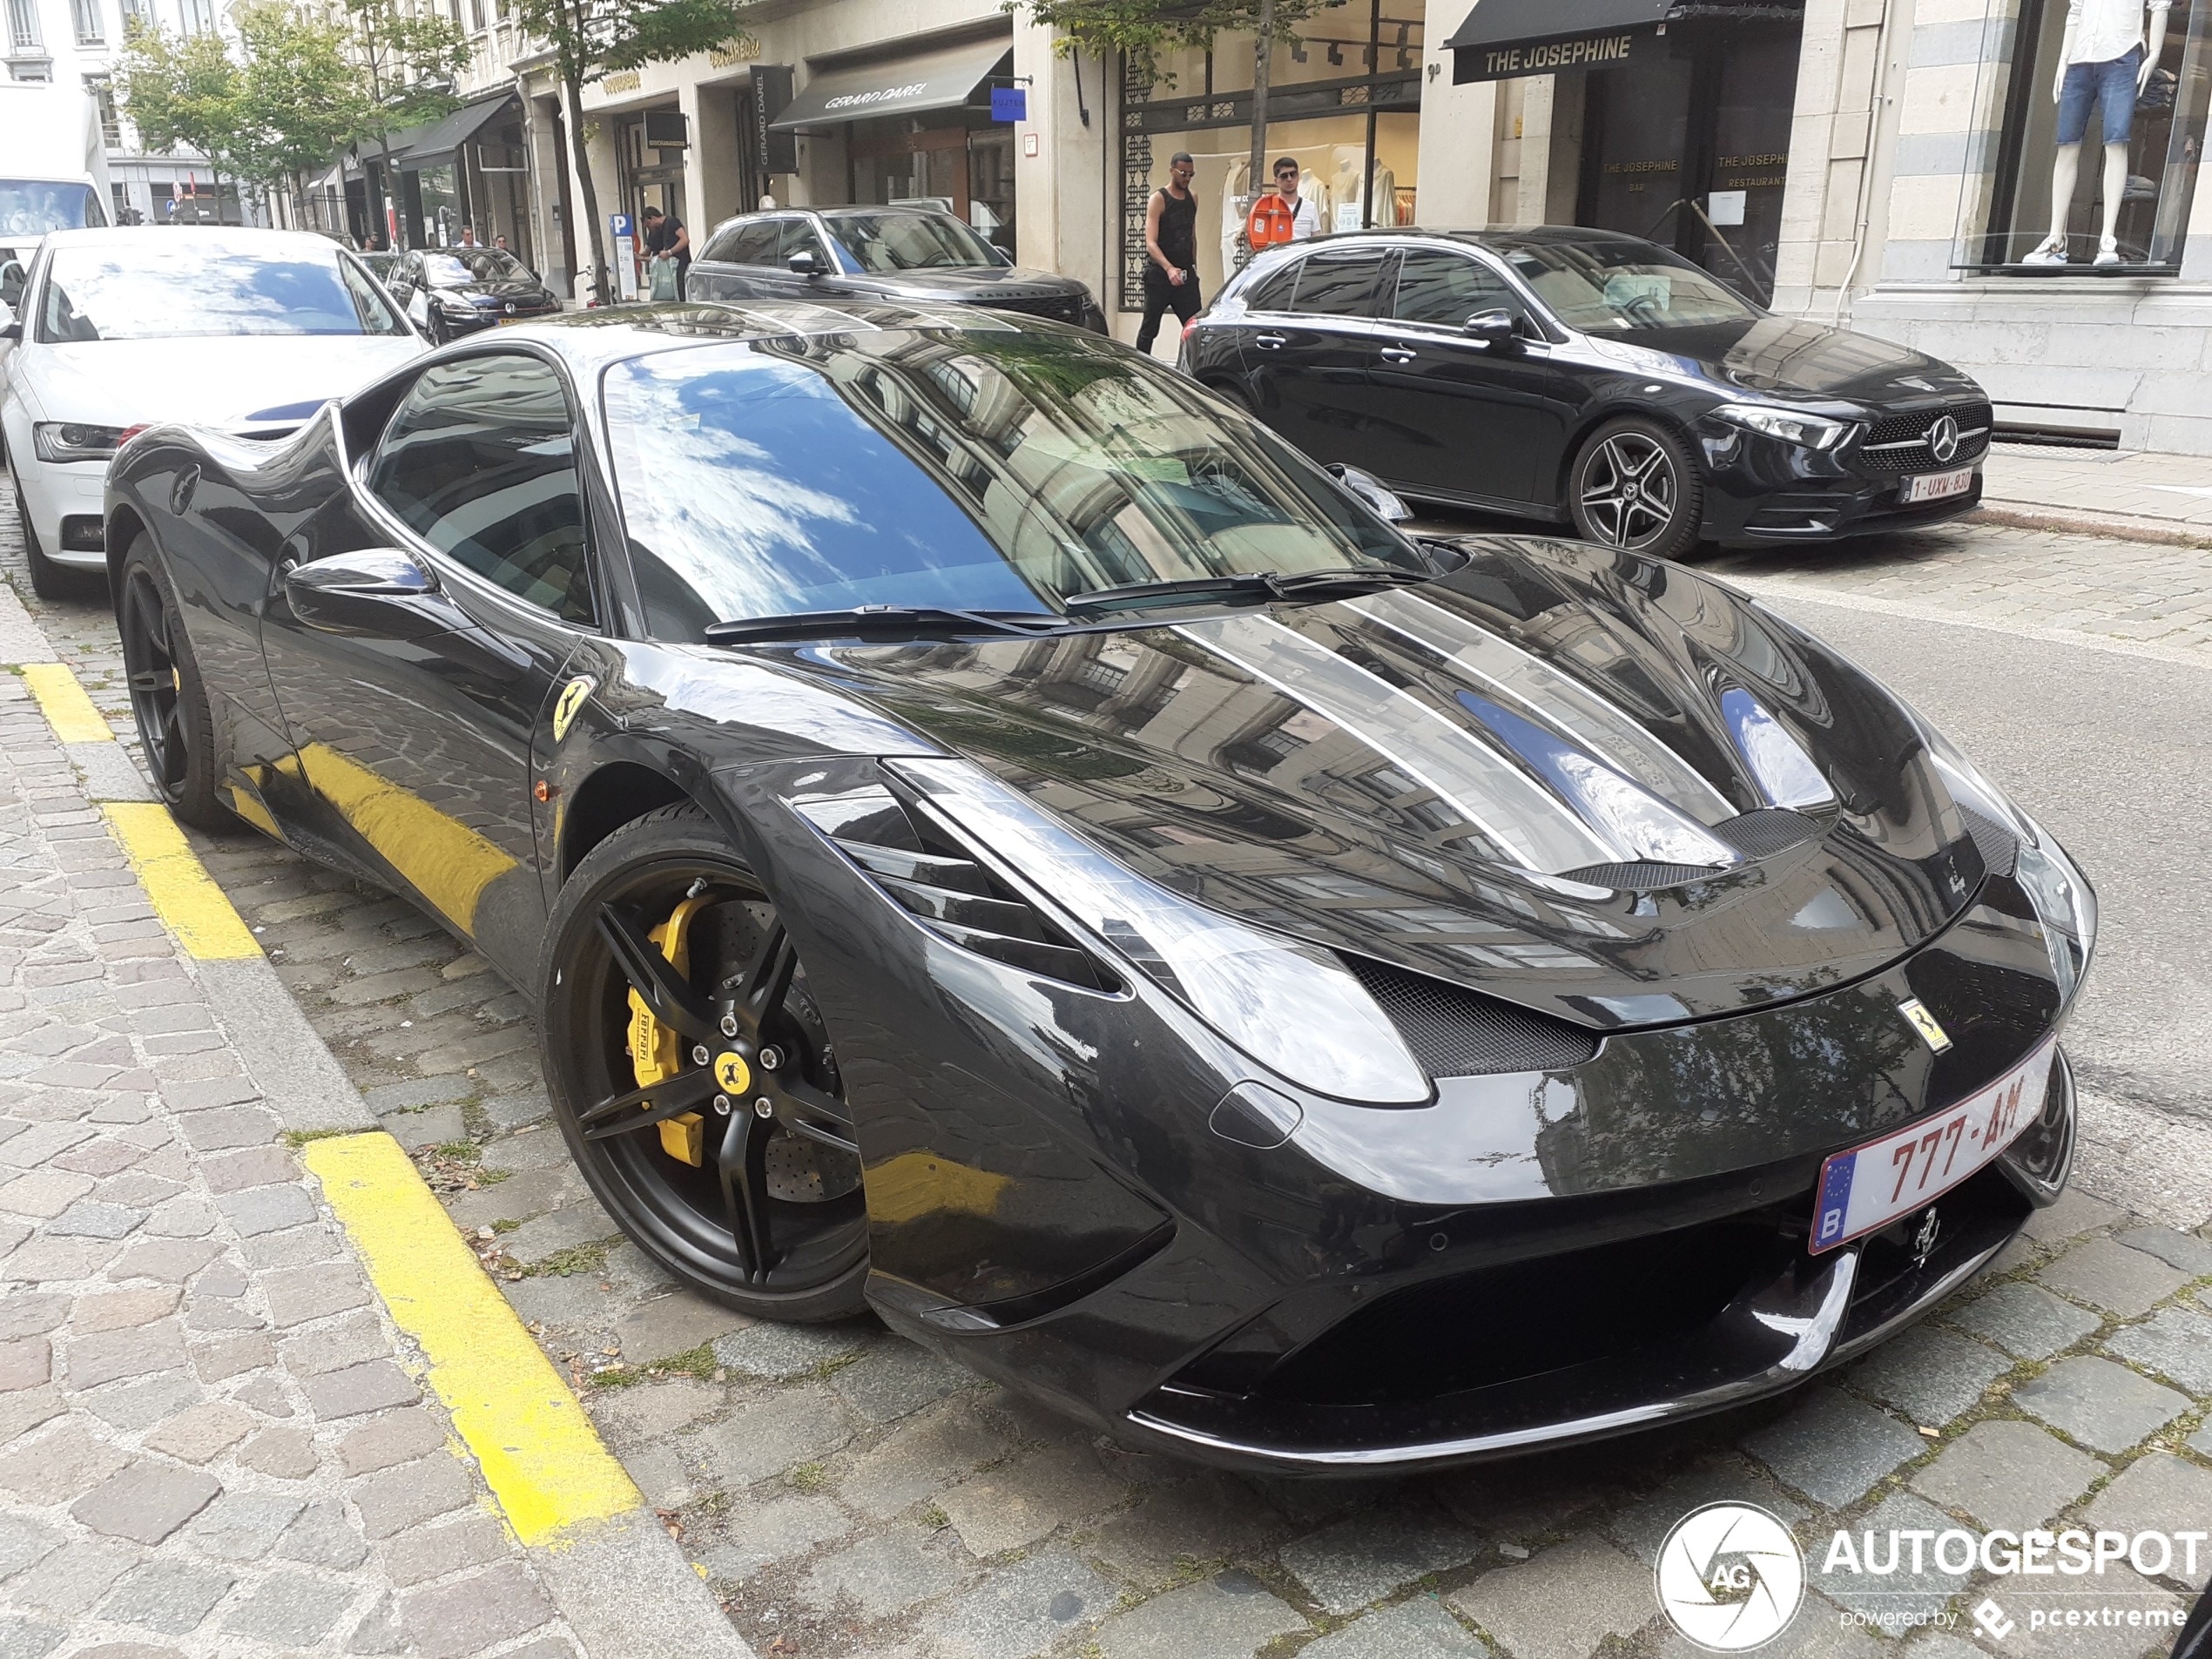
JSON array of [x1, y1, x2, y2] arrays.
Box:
[[347, 345, 605, 633], [1386, 245, 1527, 335], [1285, 245, 1392, 321]]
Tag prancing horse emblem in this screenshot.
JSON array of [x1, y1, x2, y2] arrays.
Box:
[[552, 676, 596, 743], [1912, 1206, 1942, 1265], [1898, 998, 1952, 1053]]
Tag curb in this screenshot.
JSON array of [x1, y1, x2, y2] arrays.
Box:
[[3, 594, 751, 1659], [1971, 500, 2212, 551]]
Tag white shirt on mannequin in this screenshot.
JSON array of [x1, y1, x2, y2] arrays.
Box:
[[2066, 0, 2168, 64]]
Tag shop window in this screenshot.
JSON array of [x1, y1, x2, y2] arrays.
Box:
[[1954, 0, 2209, 270]]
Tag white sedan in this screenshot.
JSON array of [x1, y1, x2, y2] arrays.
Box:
[[2, 226, 425, 596]]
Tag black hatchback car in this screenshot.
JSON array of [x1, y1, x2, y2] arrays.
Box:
[[685, 204, 1104, 332], [382, 246, 560, 343], [1182, 226, 1992, 558]]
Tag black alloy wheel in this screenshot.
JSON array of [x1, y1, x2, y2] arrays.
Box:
[[11, 463, 98, 601], [117, 538, 229, 828], [540, 805, 869, 1321], [1568, 417, 1703, 560]]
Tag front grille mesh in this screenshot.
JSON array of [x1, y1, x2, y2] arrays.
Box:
[[1858, 402, 1994, 474], [985, 293, 1084, 325], [1958, 804, 2019, 878], [1558, 861, 1728, 890], [1345, 955, 1599, 1077], [1713, 808, 1822, 859]]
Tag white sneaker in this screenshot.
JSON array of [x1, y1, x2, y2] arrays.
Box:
[[2020, 238, 2067, 266], [2094, 237, 2121, 266]]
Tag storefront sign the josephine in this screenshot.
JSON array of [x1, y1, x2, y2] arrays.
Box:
[[1480, 31, 1639, 78]]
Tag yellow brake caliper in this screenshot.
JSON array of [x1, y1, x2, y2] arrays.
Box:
[[627, 892, 714, 1167]]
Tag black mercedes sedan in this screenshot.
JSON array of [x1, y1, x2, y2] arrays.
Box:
[[1182, 226, 1992, 559], [382, 246, 560, 343], [104, 300, 2088, 1474], [685, 204, 1105, 332]]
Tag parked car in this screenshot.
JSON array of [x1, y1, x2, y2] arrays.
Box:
[[109, 301, 2088, 1473], [361, 251, 399, 283], [382, 246, 560, 343], [685, 203, 1104, 332], [1182, 226, 1993, 559], [2, 226, 425, 596]]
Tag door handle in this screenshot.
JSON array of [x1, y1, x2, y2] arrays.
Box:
[[1379, 345, 1418, 363], [1254, 334, 1287, 351]]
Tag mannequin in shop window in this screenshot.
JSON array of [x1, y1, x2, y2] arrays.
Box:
[[2021, 0, 2168, 266]]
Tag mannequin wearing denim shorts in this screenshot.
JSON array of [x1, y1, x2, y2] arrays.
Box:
[[2022, 0, 2169, 266]]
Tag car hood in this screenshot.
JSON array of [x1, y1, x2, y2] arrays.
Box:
[[775, 538, 1988, 1030], [845, 266, 1087, 303], [1595, 316, 1982, 408], [24, 334, 424, 427], [432, 279, 553, 306]]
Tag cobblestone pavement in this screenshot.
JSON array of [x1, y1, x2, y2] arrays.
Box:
[[5, 481, 2210, 1659], [0, 674, 595, 1656]]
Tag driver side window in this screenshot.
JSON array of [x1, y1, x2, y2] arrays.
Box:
[[366, 354, 593, 625], [1392, 249, 1520, 330]]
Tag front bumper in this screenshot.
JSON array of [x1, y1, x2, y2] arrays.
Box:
[[1696, 422, 1986, 547], [10, 450, 110, 568], [438, 307, 559, 336]]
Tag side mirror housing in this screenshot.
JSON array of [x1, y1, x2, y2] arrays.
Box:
[[786, 249, 823, 278], [1325, 462, 1413, 523], [283, 548, 462, 639], [0, 320, 19, 344], [1464, 307, 1517, 345]]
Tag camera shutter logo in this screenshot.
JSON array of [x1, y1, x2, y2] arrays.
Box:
[[1926, 415, 1961, 465], [1654, 1502, 1805, 1651]]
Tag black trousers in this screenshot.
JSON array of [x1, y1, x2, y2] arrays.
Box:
[[1136, 265, 1202, 354]]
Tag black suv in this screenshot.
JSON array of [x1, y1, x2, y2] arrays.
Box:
[[685, 205, 1104, 333], [1181, 226, 1992, 557], [382, 246, 560, 343]]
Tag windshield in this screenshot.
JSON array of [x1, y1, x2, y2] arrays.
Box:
[[422, 249, 529, 287], [1498, 239, 1759, 333], [603, 327, 1419, 637], [825, 213, 1001, 273], [37, 239, 413, 341], [0, 181, 101, 240]]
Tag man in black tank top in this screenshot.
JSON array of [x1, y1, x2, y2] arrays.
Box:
[[1136, 152, 1201, 355]]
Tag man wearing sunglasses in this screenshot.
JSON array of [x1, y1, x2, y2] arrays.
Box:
[[1271, 158, 1320, 242]]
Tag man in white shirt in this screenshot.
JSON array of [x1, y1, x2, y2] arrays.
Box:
[[1272, 158, 1321, 241]]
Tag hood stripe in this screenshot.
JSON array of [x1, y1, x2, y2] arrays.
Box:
[[1178, 614, 1615, 873], [1348, 590, 1739, 823]]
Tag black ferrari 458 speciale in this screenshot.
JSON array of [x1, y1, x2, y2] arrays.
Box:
[[103, 301, 2093, 1474]]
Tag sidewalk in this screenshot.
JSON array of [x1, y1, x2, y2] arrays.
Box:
[[0, 590, 745, 1656], [1979, 443, 2212, 546]]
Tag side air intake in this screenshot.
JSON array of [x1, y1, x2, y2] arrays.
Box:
[[1342, 954, 1599, 1077]]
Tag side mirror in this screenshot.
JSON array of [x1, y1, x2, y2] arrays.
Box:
[[1464, 308, 1517, 345], [786, 249, 823, 278], [283, 548, 462, 639], [1325, 462, 1413, 523], [0, 320, 19, 344]]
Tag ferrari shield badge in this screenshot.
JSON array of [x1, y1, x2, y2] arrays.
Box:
[[1898, 998, 1952, 1053], [552, 676, 596, 743]]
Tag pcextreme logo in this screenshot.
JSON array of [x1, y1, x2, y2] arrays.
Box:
[[1655, 1503, 1806, 1651]]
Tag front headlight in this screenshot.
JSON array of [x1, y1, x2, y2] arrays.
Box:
[[1711, 403, 1855, 451], [894, 759, 1432, 1105], [33, 421, 127, 463]]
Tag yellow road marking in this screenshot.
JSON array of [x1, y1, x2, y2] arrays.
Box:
[[24, 663, 112, 744], [301, 1133, 642, 1546], [297, 743, 518, 934], [103, 802, 261, 960]]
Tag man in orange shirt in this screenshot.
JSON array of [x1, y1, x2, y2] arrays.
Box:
[[1247, 157, 1319, 250]]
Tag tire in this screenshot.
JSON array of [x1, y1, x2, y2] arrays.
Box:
[[1566, 416, 1703, 560], [539, 804, 869, 1322], [11, 464, 101, 601], [117, 536, 231, 830], [1205, 379, 1256, 415]]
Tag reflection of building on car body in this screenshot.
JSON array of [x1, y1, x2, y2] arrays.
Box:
[[105, 296, 2092, 1474]]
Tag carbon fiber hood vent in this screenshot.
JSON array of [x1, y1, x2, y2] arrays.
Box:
[[1344, 954, 1600, 1077]]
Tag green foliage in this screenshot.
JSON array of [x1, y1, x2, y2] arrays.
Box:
[[233, 3, 368, 182], [1006, 0, 1349, 84], [340, 0, 469, 173], [114, 22, 243, 170]]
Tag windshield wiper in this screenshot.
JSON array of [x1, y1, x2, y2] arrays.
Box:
[[1064, 567, 1437, 616], [705, 605, 1065, 645]]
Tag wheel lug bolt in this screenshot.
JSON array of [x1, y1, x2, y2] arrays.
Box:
[[758, 1046, 782, 1071], [713, 1094, 732, 1116], [691, 1044, 711, 1065], [753, 1097, 773, 1119], [718, 1014, 738, 1038]]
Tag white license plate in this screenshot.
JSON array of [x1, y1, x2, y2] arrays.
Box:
[[1810, 1036, 2055, 1253], [1901, 466, 1975, 504]]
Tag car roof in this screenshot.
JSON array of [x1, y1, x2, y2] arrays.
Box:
[[39, 226, 356, 253]]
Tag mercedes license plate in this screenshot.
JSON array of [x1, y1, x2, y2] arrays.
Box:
[[1901, 466, 1974, 504], [1810, 1037, 2054, 1253]]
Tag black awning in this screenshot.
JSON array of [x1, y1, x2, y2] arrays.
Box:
[[399, 93, 521, 170], [769, 37, 1010, 131], [1446, 0, 1674, 82]]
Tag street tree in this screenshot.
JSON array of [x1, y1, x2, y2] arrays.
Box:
[[507, 0, 750, 302], [341, 0, 469, 247], [233, 3, 370, 228], [113, 21, 246, 219], [1010, 0, 1349, 233]]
